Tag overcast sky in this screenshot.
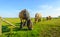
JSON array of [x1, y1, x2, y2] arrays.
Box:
[[0, 0, 60, 18]]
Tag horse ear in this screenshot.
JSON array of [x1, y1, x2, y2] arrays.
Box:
[[24, 9, 26, 10]]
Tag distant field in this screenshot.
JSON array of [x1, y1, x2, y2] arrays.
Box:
[[2, 18, 60, 37]]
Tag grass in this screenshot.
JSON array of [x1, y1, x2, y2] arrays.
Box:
[[1, 18, 60, 37]]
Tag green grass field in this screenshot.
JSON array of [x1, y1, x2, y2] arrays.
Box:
[[1, 18, 60, 37]]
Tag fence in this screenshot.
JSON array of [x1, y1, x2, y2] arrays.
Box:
[[0, 17, 17, 36]]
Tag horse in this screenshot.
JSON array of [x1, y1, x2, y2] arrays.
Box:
[[19, 9, 33, 30], [35, 13, 42, 23], [46, 16, 52, 20]]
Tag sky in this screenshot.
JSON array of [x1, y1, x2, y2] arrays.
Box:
[[0, 0, 60, 18]]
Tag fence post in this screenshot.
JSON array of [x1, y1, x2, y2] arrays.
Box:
[[0, 17, 2, 36], [10, 26, 13, 37]]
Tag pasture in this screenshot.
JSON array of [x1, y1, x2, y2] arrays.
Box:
[[1, 18, 60, 37]]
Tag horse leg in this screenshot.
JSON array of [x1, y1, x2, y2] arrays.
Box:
[[35, 18, 37, 23], [20, 19, 23, 29], [38, 18, 41, 22], [23, 20, 26, 26], [27, 19, 33, 30]]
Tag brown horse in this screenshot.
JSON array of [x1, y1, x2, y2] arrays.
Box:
[[46, 16, 52, 20], [35, 13, 42, 23], [19, 9, 33, 30]]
